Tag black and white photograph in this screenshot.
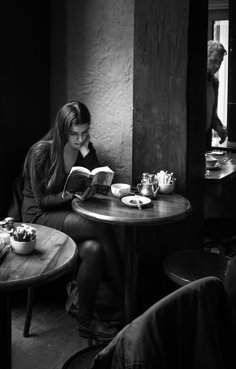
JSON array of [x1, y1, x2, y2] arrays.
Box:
[[1, 1, 236, 368]]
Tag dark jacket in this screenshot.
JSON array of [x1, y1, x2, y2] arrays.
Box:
[[91, 277, 236, 369], [21, 141, 99, 226]]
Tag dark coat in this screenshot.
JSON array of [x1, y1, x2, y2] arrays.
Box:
[[206, 72, 224, 150], [91, 277, 236, 369]]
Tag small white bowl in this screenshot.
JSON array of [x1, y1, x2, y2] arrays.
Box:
[[205, 154, 218, 168], [11, 238, 36, 255], [111, 183, 131, 198], [159, 182, 175, 194], [206, 158, 218, 167]]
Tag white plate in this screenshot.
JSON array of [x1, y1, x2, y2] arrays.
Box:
[[208, 150, 225, 156], [121, 195, 151, 208], [206, 162, 221, 170]]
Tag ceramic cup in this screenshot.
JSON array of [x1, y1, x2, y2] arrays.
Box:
[[111, 183, 131, 198], [11, 238, 36, 255], [159, 182, 175, 194]]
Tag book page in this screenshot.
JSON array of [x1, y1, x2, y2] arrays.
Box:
[[91, 166, 114, 175], [70, 166, 91, 176], [91, 171, 114, 187], [62, 167, 91, 197], [62, 165, 114, 199]]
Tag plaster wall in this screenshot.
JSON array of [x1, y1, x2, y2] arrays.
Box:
[[51, 0, 134, 183]]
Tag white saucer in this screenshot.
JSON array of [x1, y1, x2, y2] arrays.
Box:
[[121, 195, 151, 208], [208, 150, 225, 156], [206, 162, 221, 170]]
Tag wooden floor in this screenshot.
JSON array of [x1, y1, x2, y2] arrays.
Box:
[[11, 279, 90, 369]]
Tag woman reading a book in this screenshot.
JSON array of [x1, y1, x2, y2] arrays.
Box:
[[22, 101, 124, 340]]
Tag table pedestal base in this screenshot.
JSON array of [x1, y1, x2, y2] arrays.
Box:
[[124, 226, 138, 323], [0, 291, 11, 368]]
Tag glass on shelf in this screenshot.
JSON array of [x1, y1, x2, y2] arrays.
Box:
[[0, 220, 11, 247]]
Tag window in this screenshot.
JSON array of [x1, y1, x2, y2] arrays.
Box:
[[208, 1, 229, 147], [213, 20, 229, 128], [211, 20, 228, 147]]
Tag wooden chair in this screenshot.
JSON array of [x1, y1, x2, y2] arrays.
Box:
[[62, 344, 106, 369], [164, 249, 230, 286]]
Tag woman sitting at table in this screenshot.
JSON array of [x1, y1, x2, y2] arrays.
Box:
[[21, 101, 124, 340]]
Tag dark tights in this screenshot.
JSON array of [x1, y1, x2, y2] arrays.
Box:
[[62, 211, 124, 321]]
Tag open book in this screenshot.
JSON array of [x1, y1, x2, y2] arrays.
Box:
[[62, 166, 114, 200]]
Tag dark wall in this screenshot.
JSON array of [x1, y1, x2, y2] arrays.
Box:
[[0, 3, 51, 218]]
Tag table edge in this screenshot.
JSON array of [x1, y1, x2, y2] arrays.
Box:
[[72, 196, 192, 226], [0, 223, 78, 291]]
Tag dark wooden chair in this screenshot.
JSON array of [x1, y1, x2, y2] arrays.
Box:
[[62, 344, 106, 369], [164, 249, 230, 286], [8, 173, 35, 337]]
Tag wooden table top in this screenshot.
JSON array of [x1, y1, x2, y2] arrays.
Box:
[[205, 152, 236, 183], [72, 192, 191, 226], [0, 224, 77, 291]]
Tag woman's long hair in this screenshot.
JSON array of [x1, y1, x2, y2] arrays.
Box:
[[24, 101, 91, 193]]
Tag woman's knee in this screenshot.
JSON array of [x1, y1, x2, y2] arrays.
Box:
[[63, 212, 106, 241], [78, 239, 103, 259]]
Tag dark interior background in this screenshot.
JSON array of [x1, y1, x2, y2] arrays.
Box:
[[1, 3, 51, 218]]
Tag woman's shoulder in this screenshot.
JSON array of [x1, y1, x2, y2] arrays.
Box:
[[24, 140, 52, 176], [28, 140, 51, 164], [32, 140, 51, 153]]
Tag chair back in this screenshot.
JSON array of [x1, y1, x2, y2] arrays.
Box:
[[164, 249, 230, 286], [8, 173, 24, 222], [62, 345, 106, 369]]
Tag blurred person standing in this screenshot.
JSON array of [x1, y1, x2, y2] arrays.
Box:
[[206, 40, 227, 151]]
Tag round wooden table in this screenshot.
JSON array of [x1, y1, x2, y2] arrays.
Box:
[[72, 193, 191, 322], [0, 223, 77, 369]]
